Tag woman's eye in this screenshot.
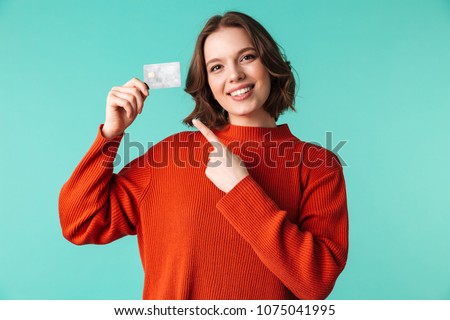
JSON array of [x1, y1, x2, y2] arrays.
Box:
[[241, 54, 256, 62], [210, 65, 221, 72]]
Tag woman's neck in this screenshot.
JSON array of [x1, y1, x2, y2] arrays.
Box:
[[228, 112, 276, 128]]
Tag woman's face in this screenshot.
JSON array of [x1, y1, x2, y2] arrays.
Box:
[[204, 27, 273, 127]]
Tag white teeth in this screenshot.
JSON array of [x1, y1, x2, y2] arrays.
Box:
[[230, 86, 252, 97]]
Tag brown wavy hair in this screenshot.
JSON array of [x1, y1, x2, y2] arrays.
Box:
[[183, 11, 296, 128]]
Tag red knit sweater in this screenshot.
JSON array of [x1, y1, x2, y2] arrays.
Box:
[[59, 123, 348, 300]]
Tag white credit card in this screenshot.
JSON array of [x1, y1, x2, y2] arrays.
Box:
[[143, 62, 181, 89]]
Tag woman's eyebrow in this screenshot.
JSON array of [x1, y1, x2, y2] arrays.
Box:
[[205, 46, 256, 67]]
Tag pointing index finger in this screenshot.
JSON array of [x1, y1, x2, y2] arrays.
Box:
[[192, 119, 222, 145]]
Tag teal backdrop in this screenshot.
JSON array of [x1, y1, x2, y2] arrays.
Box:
[[1, 0, 449, 299]]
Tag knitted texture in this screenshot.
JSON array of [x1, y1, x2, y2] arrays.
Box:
[[59, 124, 348, 300]]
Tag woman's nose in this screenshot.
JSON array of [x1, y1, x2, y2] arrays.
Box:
[[228, 64, 245, 82]]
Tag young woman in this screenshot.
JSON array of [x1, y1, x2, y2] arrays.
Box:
[[59, 11, 348, 300]]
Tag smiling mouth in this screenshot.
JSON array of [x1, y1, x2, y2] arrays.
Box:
[[228, 85, 255, 97]]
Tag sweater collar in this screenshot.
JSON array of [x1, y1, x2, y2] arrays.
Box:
[[212, 123, 294, 142]]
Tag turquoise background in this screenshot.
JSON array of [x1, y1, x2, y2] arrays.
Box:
[[1, 0, 449, 299]]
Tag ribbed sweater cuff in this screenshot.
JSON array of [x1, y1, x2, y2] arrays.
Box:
[[216, 175, 281, 241], [91, 124, 123, 165]]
